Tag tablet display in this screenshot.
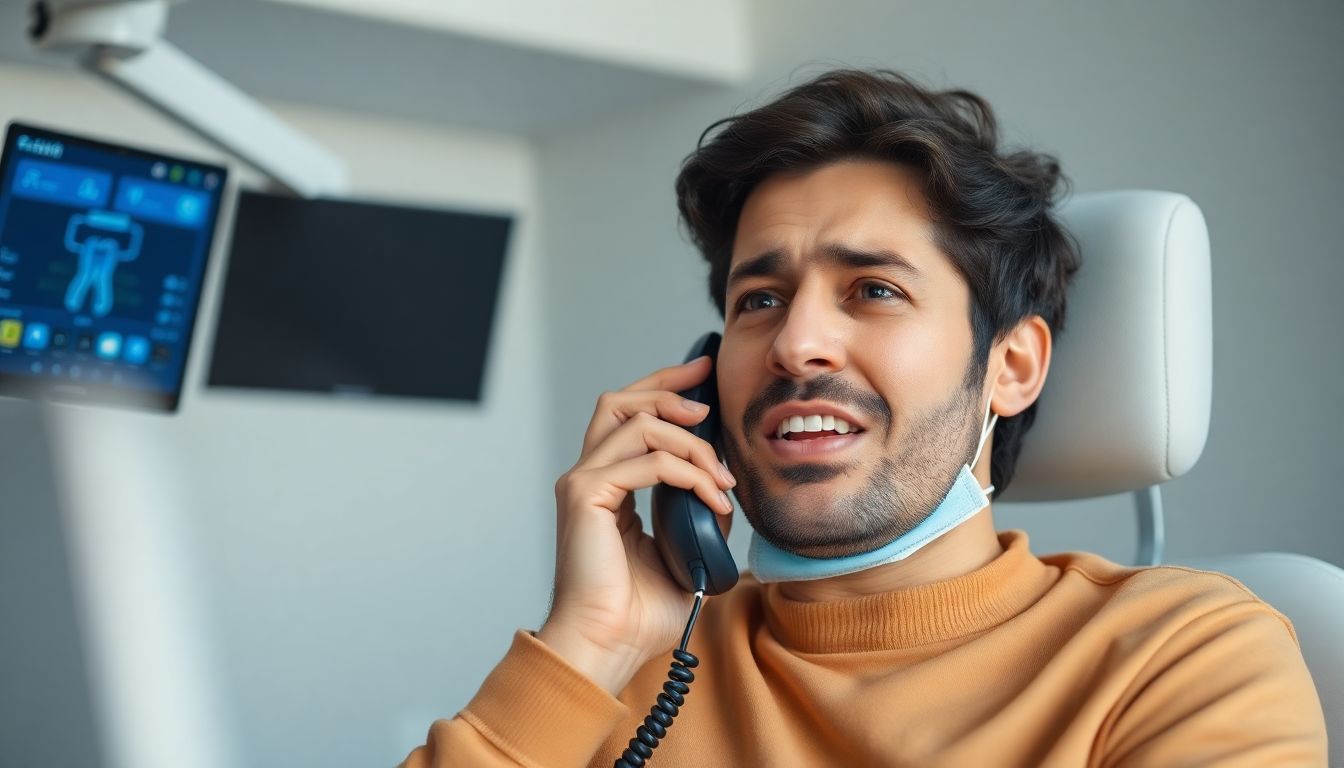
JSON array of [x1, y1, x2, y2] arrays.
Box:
[[0, 122, 227, 411]]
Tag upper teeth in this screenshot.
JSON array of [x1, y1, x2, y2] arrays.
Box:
[[776, 414, 856, 438]]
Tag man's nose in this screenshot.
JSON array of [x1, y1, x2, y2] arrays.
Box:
[[766, 287, 848, 379]]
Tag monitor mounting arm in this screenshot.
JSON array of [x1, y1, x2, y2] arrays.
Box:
[[27, 0, 349, 198]]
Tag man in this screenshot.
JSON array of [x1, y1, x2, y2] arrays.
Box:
[[404, 70, 1327, 766]]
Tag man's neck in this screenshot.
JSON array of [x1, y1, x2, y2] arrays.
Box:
[[776, 507, 1004, 603]]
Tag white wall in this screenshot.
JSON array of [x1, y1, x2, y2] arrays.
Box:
[[0, 64, 555, 767], [535, 0, 1344, 567]]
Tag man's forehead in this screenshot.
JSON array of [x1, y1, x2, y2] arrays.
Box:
[[729, 160, 950, 282]]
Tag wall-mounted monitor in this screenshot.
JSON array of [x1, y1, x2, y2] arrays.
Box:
[[0, 122, 227, 412], [207, 191, 512, 402]]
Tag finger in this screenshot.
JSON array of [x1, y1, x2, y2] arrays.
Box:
[[569, 451, 734, 517], [615, 495, 643, 539], [581, 388, 712, 458], [716, 498, 734, 537], [620, 355, 712, 394], [580, 411, 735, 490]]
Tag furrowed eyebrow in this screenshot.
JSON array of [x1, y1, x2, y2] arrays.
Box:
[[727, 244, 922, 287], [818, 244, 922, 280], [727, 249, 786, 286]]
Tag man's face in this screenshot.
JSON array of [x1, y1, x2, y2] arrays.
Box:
[[718, 159, 989, 559]]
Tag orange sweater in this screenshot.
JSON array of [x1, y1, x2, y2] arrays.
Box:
[[403, 531, 1327, 766]]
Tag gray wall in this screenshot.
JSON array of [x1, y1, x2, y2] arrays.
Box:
[[535, 0, 1344, 566], [0, 398, 99, 765]]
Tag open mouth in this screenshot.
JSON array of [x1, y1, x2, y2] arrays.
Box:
[[766, 412, 867, 458]]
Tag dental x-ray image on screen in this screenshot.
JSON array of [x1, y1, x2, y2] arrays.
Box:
[[0, 122, 226, 412]]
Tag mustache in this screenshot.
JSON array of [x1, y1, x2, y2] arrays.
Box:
[[742, 375, 892, 437]]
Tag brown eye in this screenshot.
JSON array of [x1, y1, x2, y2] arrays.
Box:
[[739, 291, 784, 312], [859, 282, 903, 301]]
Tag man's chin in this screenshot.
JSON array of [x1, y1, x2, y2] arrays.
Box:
[[751, 523, 892, 560], [744, 503, 895, 559]]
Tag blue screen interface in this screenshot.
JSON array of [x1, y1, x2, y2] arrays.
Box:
[[0, 123, 226, 410]]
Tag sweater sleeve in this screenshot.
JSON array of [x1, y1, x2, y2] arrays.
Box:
[[400, 631, 629, 768], [1099, 602, 1328, 767]]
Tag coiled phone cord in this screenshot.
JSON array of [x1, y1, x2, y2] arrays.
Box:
[[613, 585, 707, 768]]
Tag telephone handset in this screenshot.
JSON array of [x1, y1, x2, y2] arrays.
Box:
[[651, 332, 740, 597], [616, 332, 738, 768]]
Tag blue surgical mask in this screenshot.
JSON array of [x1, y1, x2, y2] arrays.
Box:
[[748, 399, 999, 583]]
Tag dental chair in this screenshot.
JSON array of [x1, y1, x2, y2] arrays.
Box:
[[998, 190, 1342, 765]]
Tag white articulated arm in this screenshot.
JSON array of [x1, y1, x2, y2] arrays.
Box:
[[28, 0, 349, 198]]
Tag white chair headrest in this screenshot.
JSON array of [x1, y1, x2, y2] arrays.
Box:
[[1000, 191, 1212, 502]]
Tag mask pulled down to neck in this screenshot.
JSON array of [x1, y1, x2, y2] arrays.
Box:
[[747, 399, 998, 584]]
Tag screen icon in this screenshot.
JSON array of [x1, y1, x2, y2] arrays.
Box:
[[95, 331, 122, 360], [123, 335, 150, 365], [0, 319, 22, 348], [176, 195, 201, 223], [22, 322, 50, 350], [77, 333, 93, 352], [51, 329, 69, 349], [63, 210, 143, 317], [151, 344, 172, 363]]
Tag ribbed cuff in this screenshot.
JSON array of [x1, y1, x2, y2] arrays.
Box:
[[461, 630, 629, 767]]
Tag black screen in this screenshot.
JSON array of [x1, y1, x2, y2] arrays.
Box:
[[208, 191, 511, 402]]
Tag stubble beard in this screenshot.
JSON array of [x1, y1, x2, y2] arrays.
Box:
[[722, 364, 986, 559]]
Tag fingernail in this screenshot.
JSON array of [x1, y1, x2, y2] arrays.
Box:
[[719, 491, 733, 511], [682, 398, 708, 412], [719, 462, 737, 487]]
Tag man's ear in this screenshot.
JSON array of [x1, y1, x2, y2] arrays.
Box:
[[988, 315, 1052, 418]]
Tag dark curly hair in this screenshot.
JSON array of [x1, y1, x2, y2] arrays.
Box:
[[675, 69, 1080, 495]]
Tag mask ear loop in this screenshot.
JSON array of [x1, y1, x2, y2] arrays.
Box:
[[969, 395, 999, 497]]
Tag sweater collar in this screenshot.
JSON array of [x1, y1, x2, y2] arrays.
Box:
[[759, 530, 1054, 653]]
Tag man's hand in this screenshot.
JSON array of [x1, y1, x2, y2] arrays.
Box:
[[536, 355, 736, 695]]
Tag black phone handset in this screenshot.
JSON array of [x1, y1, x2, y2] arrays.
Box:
[[615, 332, 739, 768], [652, 331, 740, 598]]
